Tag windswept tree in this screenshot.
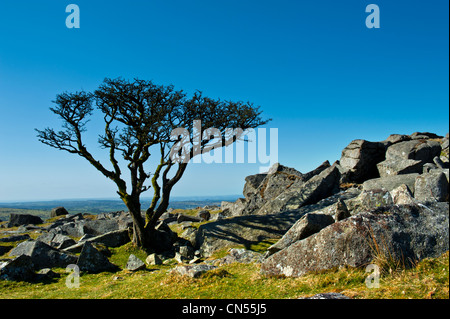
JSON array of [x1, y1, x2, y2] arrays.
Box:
[[36, 78, 269, 249]]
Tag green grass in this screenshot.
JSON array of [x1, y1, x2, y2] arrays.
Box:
[[1, 239, 448, 299]]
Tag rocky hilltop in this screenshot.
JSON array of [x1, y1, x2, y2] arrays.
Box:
[[1, 131, 449, 282]]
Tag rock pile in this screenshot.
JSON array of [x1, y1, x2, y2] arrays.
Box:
[[1, 209, 132, 281], [259, 132, 449, 277], [185, 131, 449, 274]]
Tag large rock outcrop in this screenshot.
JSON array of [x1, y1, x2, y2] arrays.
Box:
[[339, 139, 386, 183], [376, 139, 442, 177], [222, 161, 341, 217], [261, 202, 449, 277]]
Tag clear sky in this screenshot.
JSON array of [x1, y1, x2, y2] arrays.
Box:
[[0, 0, 448, 202]]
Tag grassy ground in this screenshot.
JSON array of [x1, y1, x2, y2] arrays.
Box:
[[1, 208, 448, 299], [1, 240, 448, 299]]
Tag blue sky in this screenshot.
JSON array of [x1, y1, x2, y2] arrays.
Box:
[[0, 0, 448, 202]]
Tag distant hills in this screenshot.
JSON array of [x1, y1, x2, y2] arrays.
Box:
[[0, 195, 239, 221]]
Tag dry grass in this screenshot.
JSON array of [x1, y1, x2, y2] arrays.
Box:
[[366, 224, 407, 274]]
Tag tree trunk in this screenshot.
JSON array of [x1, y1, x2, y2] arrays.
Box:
[[146, 186, 171, 230], [124, 196, 172, 251], [122, 196, 149, 248], [131, 215, 147, 247]]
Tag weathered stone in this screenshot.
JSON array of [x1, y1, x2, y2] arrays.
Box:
[[45, 213, 84, 232], [83, 219, 119, 236], [197, 210, 211, 221], [51, 221, 85, 237], [390, 184, 416, 205], [301, 161, 332, 182], [376, 158, 424, 177], [414, 172, 449, 202], [339, 139, 386, 183], [150, 221, 177, 252], [266, 162, 304, 177], [257, 164, 341, 214], [36, 268, 61, 279], [362, 173, 419, 193], [8, 214, 43, 228], [384, 134, 411, 145], [51, 234, 77, 250], [221, 162, 334, 218], [213, 248, 263, 265], [172, 264, 217, 278], [146, 253, 162, 265], [9, 240, 77, 270], [177, 214, 202, 223], [179, 221, 193, 230], [0, 234, 30, 243], [442, 169, 449, 184], [92, 229, 131, 247], [78, 233, 94, 243], [220, 201, 235, 213], [266, 213, 335, 256], [117, 212, 134, 230], [203, 205, 220, 210], [238, 163, 305, 216], [177, 245, 194, 260], [385, 139, 441, 163], [221, 198, 248, 217], [243, 173, 267, 199], [174, 252, 190, 264], [63, 229, 131, 253], [50, 207, 69, 218], [346, 189, 393, 214], [433, 156, 449, 169], [261, 202, 449, 277], [0, 255, 35, 282], [77, 242, 118, 273], [259, 163, 313, 204], [179, 227, 198, 247], [36, 233, 76, 250], [189, 256, 202, 264], [96, 211, 123, 220], [334, 199, 351, 221], [409, 132, 443, 140], [423, 162, 439, 173], [126, 254, 146, 271]]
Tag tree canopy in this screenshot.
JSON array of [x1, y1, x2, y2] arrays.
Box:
[[36, 77, 270, 249]]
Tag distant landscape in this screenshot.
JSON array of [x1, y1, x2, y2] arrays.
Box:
[[0, 195, 239, 221]]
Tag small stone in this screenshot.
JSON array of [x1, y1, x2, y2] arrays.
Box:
[[334, 199, 351, 221], [126, 254, 146, 271], [172, 264, 217, 278], [77, 242, 118, 273], [50, 207, 69, 218], [37, 268, 61, 279], [197, 210, 211, 221], [146, 253, 162, 266]]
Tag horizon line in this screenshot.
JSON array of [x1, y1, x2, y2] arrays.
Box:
[[0, 194, 241, 205]]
